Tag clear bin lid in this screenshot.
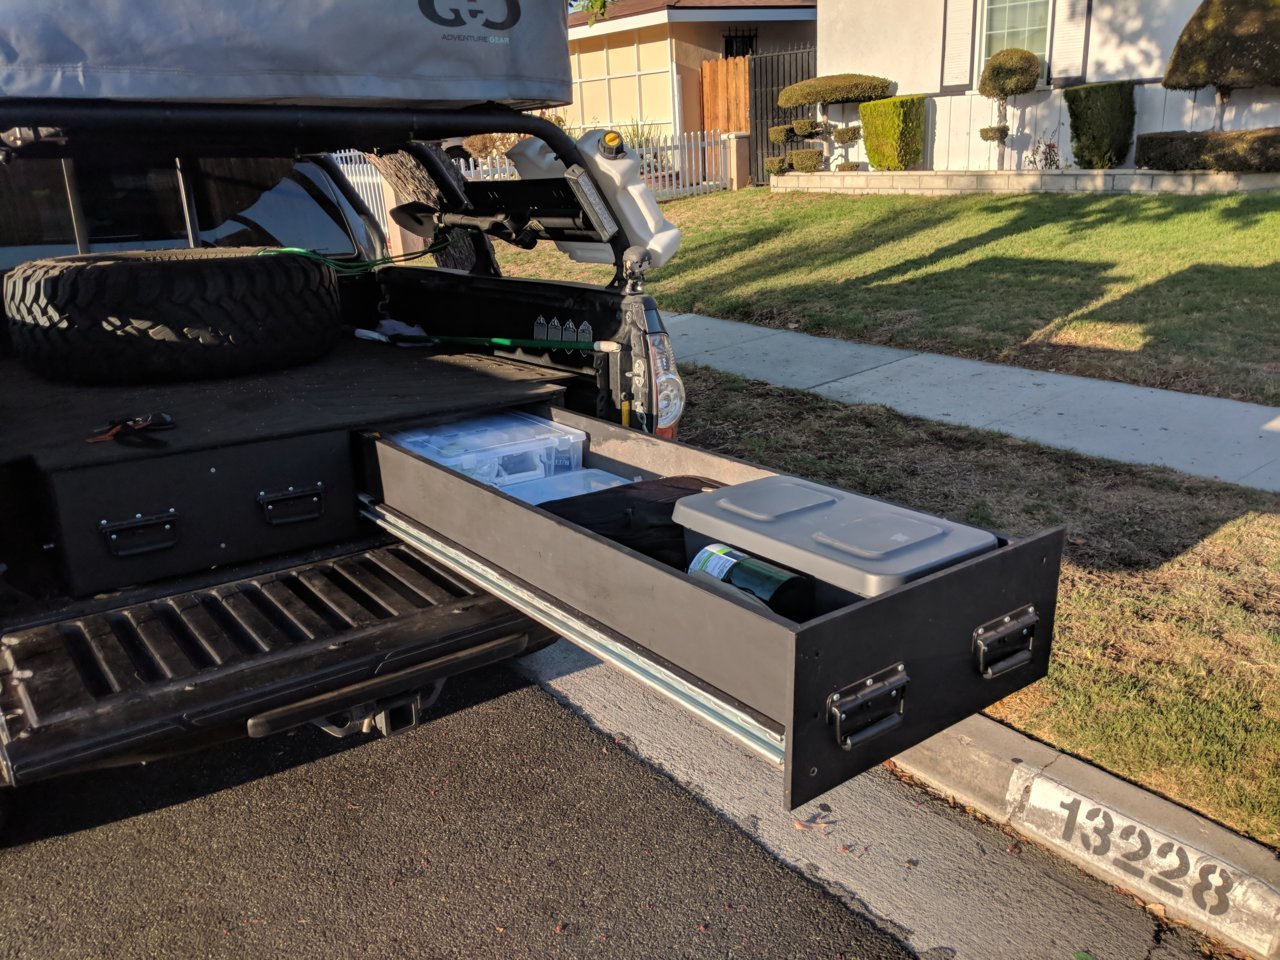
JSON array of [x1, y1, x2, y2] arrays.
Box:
[[391, 412, 584, 465]]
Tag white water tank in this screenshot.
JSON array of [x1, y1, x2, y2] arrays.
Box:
[[506, 129, 681, 268]]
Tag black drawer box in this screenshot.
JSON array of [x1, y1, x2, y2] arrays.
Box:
[[49, 432, 360, 596]]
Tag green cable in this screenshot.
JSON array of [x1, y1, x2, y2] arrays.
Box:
[[429, 334, 603, 351], [254, 231, 456, 274]]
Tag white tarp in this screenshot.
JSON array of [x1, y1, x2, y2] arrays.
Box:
[[0, 0, 569, 109]]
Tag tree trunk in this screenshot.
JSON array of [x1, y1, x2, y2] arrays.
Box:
[[364, 144, 495, 273], [996, 98, 1008, 171]]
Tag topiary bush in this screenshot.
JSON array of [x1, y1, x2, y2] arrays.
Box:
[[793, 118, 836, 138], [1136, 127, 1280, 171], [832, 125, 863, 145], [1064, 81, 1136, 168], [979, 125, 1010, 142], [1164, 0, 1280, 96], [787, 148, 824, 172], [835, 161, 861, 172], [860, 95, 926, 171], [764, 155, 790, 176], [768, 124, 794, 145], [778, 74, 894, 108], [978, 48, 1042, 100]]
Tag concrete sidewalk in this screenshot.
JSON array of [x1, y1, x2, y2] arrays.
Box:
[[665, 313, 1280, 493]]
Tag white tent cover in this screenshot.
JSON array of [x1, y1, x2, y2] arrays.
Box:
[[0, 0, 570, 108]]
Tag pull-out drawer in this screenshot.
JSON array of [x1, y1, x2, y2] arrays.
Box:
[[365, 408, 1064, 808]]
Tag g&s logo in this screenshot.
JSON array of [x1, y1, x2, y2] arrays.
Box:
[[418, 0, 521, 30]]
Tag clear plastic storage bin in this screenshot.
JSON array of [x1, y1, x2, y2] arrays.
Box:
[[389, 412, 586, 488], [504, 468, 632, 505]]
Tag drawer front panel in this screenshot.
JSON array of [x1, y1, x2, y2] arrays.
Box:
[[52, 432, 359, 596]]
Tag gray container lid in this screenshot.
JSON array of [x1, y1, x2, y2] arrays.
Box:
[[673, 476, 997, 598]]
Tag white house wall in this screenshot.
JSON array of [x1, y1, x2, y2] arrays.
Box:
[[816, 0, 1279, 172]]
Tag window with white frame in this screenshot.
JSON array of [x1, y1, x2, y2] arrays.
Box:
[[983, 0, 1051, 79]]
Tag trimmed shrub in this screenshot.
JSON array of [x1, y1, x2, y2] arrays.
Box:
[[835, 161, 861, 172], [979, 124, 1010, 143], [778, 74, 894, 108], [764, 155, 790, 176], [787, 148, 824, 172], [1064, 81, 1136, 168], [1164, 0, 1280, 95], [978, 48, 1041, 99], [832, 125, 863, 145], [768, 124, 794, 145], [1136, 127, 1280, 172], [792, 118, 836, 138], [860, 95, 926, 171]]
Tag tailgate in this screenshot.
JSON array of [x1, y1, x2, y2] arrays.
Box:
[[0, 544, 548, 786], [365, 408, 1065, 809]]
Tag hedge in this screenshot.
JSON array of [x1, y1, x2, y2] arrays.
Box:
[[778, 74, 893, 108], [1135, 127, 1280, 172], [835, 162, 860, 172], [787, 148, 824, 173], [768, 124, 793, 145], [979, 124, 1009, 143], [860, 95, 926, 171], [832, 125, 862, 145], [978, 48, 1041, 100], [1064, 81, 1136, 168], [764, 156, 789, 176], [1164, 0, 1280, 94]]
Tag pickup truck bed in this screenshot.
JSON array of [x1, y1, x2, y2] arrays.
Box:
[[0, 338, 572, 786]]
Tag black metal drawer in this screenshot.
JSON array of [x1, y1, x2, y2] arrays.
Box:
[[369, 409, 1063, 808], [50, 432, 360, 596]]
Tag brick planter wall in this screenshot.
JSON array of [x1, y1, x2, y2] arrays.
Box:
[[769, 170, 1280, 196]]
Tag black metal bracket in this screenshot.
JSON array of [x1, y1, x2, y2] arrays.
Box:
[[827, 662, 908, 751], [99, 510, 179, 558], [257, 483, 325, 526], [972, 605, 1038, 679]]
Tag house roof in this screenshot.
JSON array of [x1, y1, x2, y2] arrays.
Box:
[[568, 0, 815, 29]]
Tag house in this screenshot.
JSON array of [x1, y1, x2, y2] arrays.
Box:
[[564, 0, 816, 135], [817, 0, 1280, 170]]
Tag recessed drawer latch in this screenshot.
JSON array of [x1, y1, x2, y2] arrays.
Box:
[[827, 662, 908, 751], [258, 483, 325, 526], [99, 510, 179, 558], [973, 605, 1038, 679]]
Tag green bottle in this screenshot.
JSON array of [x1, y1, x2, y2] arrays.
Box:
[[688, 543, 813, 621]]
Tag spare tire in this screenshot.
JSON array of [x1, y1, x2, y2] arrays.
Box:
[[4, 248, 342, 384]]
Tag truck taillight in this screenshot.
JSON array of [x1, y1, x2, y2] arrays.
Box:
[[647, 332, 685, 438]]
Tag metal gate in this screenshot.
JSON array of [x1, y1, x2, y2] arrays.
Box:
[[748, 46, 816, 184]]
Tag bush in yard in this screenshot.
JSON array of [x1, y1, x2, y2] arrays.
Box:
[[792, 118, 835, 138], [778, 74, 894, 108], [768, 124, 794, 145], [787, 148, 824, 172], [860, 95, 926, 171], [835, 161, 861, 171], [764, 155, 790, 176], [1136, 127, 1280, 171], [832, 125, 862, 145], [1163, 0, 1280, 97], [1064, 81, 1136, 168], [979, 124, 1010, 142]]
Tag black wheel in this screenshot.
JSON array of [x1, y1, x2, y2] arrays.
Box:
[[4, 248, 343, 384]]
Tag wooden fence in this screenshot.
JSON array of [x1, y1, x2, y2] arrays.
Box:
[[701, 56, 749, 134]]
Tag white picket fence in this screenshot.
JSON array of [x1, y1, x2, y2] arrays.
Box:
[[456, 130, 730, 201], [330, 150, 390, 235]]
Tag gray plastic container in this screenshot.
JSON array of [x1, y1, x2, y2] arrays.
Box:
[[673, 476, 998, 598]]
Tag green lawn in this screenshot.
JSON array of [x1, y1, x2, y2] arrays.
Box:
[[678, 366, 1280, 850], [497, 189, 1280, 406]]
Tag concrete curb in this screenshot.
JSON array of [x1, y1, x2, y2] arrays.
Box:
[[896, 716, 1280, 959]]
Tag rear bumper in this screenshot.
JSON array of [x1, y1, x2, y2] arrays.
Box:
[[0, 544, 550, 787]]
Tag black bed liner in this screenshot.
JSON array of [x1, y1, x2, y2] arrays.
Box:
[[0, 542, 550, 786]]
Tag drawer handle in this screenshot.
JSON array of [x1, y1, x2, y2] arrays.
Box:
[[100, 512, 179, 558], [258, 483, 325, 526], [828, 662, 908, 751], [973, 606, 1038, 679]]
